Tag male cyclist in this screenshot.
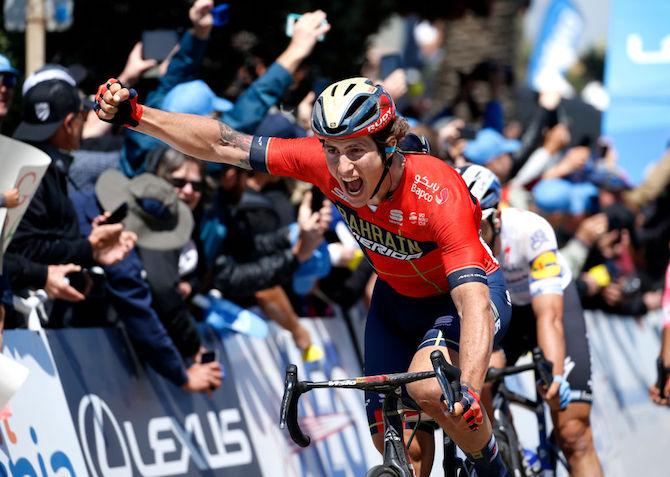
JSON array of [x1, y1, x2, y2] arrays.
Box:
[[460, 164, 604, 476], [95, 66, 512, 475]]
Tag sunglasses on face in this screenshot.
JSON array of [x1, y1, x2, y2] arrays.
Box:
[[169, 177, 205, 193], [0, 73, 17, 88]]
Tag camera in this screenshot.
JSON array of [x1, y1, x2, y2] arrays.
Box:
[[64, 267, 106, 297], [200, 350, 219, 364]]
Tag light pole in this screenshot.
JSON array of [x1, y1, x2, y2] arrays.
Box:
[[25, 0, 45, 75]]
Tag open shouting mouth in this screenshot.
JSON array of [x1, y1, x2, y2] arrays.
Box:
[[342, 176, 364, 197]]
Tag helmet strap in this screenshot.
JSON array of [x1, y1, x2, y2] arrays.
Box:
[[487, 212, 501, 243], [369, 146, 396, 201]]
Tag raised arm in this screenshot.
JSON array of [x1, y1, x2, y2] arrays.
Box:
[[139, 105, 253, 169], [95, 82, 253, 169]]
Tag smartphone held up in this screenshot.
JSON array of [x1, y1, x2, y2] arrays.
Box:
[[285, 13, 328, 41], [101, 202, 128, 226], [141, 30, 179, 62], [200, 350, 219, 364]]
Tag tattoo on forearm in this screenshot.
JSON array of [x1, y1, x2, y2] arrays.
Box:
[[218, 122, 253, 170], [462, 381, 481, 394]]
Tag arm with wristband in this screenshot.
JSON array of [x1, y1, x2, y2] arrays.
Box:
[[96, 11, 330, 168], [531, 292, 570, 409], [95, 79, 253, 167], [450, 282, 493, 430]]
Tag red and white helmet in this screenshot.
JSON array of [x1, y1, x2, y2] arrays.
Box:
[[311, 77, 396, 140]]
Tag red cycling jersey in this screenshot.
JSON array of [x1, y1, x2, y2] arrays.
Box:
[[249, 136, 499, 298]]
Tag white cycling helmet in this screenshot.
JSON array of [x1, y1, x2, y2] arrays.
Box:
[[459, 164, 501, 219]]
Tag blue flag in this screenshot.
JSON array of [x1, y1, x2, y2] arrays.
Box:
[[527, 0, 584, 94]]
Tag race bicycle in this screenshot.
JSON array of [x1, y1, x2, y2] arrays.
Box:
[[280, 347, 565, 476], [280, 349, 471, 476], [486, 347, 569, 477]]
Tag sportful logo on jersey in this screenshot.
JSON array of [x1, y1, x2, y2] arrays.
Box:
[[389, 209, 403, 225], [335, 203, 437, 260]]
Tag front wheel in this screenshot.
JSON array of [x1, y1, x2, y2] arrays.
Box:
[[365, 465, 401, 477], [493, 415, 530, 477]]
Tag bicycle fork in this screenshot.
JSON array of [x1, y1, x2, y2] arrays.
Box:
[[377, 388, 416, 477]]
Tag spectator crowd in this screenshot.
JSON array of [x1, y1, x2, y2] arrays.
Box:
[[1, 0, 669, 406]]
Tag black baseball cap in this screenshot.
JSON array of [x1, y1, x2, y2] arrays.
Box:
[[13, 79, 82, 143]]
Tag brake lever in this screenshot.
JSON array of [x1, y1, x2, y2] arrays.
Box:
[[532, 347, 554, 388], [430, 350, 461, 413], [279, 364, 311, 447]]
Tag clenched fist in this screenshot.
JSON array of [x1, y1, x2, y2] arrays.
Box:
[[94, 79, 143, 127]]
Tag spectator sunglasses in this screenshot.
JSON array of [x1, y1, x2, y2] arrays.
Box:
[[169, 176, 206, 193], [0, 73, 17, 88]]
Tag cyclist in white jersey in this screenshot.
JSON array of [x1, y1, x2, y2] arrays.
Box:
[[460, 165, 604, 477]]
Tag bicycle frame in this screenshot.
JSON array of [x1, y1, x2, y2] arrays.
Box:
[[498, 383, 568, 473], [486, 348, 569, 475], [280, 350, 461, 477]]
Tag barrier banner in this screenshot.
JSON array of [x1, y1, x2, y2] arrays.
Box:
[[603, 0, 670, 184], [223, 316, 380, 477], [1, 329, 89, 477], [46, 327, 261, 477], [585, 310, 670, 477]]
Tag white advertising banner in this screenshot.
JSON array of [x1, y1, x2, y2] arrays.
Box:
[[0, 330, 89, 477]]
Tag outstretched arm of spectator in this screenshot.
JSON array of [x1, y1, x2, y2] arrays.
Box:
[[145, 0, 215, 104], [511, 122, 570, 186], [212, 251, 300, 298], [542, 145, 590, 180], [211, 198, 330, 295], [274, 11, 330, 73], [221, 10, 330, 133], [117, 42, 159, 88], [559, 213, 608, 277], [511, 92, 565, 176]]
